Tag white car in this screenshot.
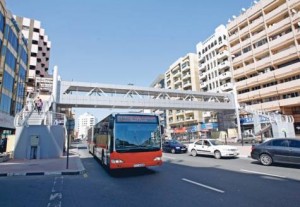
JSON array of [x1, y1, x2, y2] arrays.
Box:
[[188, 139, 239, 159]]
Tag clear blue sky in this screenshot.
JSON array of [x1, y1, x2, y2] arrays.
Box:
[[7, 0, 254, 121]]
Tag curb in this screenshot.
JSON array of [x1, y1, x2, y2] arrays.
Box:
[[0, 169, 86, 177]]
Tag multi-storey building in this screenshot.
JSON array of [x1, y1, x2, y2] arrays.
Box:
[[77, 112, 96, 139], [227, 0, 300, 135], [165, 53, 201, 140], [14, 16, 51, 94], [196, 25, 236, 135], [0, 0, 28, 139]]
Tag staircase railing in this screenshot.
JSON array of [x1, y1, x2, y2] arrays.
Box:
[[14, 92, 39, 127]]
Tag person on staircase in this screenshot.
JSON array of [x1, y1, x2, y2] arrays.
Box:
[[37, 98, 43, 115]]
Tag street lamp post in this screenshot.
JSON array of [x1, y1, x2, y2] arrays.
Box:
[[66, 119, 75, 169]]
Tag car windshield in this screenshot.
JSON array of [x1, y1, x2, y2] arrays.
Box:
[[115, 122, 161, 152]]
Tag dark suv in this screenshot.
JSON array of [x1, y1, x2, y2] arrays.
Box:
[[251, 138, 300, 166], [162, 140, 187, 154]]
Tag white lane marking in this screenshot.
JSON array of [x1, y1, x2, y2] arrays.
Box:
[[182, 178, 225, 193], [47, 176, 63, 207], [240, 169, 286, 178]]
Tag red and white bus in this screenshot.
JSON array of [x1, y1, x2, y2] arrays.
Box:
[[87, 113, 163, 170]]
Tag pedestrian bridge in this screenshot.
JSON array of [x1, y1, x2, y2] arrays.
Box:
[[55, 80, 236, 111]]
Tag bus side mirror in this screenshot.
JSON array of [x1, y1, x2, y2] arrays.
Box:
[[160, 125, 164, 135], [109, 119, 114, 129]]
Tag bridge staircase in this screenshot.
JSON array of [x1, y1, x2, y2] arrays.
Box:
[[240, 106, 295, 138], [13, 92, 67, 159]]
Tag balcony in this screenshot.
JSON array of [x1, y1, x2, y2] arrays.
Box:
[[219, 71, 232, 81], [239, 26, 249, 36], [256, 56, 271, 70], [200, 82, 208, 89], [249, 16, 264, 31], [183, 81, 192, 88], [230, 44, 240, 54], [181, 62, 190, 72], [289, 0, 300, 7], [174, 78, 181, 85], [247, 89, 261, 100], [233, 68, 244, 79], [218, 61, 230, 70], [269, 32, 293, 49], [185, 117, 195, 121], [237, 92, 249, 102], [172, 70, 181, 78], [267, 17, 290, 35], [199, 72, 207, 80], [243, 63, 255, 76], [220, 82, 233, 91], [251, 30, 267, 43], [229, 32, 239, 42], [241, 38, 251, 48], [253, 44, 268, 55], [182, 73, 191, 80], [259, 85, 278, 98], [274, 62, 300, 79], [199, 64, 206, 72], [276, 79, 300, 94], [264, 4, 288, 22], [272, 46, 298, 65], [199, 56, 205, 63], [292, 11, 300, 22], [280, 96, 300, 107], [217, 50, 229, 60], [185, 110, 194, 115]]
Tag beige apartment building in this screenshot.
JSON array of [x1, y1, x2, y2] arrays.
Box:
[[227, 0, 300, 134], [165, 53, 202, 139]]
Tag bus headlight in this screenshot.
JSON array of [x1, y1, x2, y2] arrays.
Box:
[[111, 159, 124, 164], [154, 157, 162, 161]]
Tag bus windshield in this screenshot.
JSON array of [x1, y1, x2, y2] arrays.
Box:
[[115, 122, 161, 152]]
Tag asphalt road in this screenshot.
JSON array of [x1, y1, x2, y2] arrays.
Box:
[[0, 148, 300, 207]]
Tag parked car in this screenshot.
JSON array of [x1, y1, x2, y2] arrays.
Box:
[[237, 136, 259, 144], [251, 138, 300, 166], [162, 140, 187, 154], [188, 139, 239, 159]]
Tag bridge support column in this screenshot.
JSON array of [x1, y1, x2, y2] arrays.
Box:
[[52, 65, 58, 112]]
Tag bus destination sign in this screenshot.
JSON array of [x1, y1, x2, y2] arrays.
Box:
[[116, 115, 157, 123]]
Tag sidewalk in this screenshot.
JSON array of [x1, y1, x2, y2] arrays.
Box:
[[236, 145, 252, 158], [0, 149, 86, 177]]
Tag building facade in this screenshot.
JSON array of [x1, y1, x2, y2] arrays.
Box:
[[0, 0, 28, 139], [14, 16, 51, 94], [77, 112, 96, 139], [227, 0, 300, 135], [165, 53, 202, 140], [196, 25, 236, 135]]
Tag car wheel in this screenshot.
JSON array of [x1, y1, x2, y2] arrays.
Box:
[[171, 149, 176, 154], [191, 149, 197, 157], [260, 153, 272, 166], [214, 150, 221, 159], [251, 139, 256, 144]]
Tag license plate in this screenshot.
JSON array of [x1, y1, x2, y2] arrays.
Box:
[[134, 163, 145, 168]]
